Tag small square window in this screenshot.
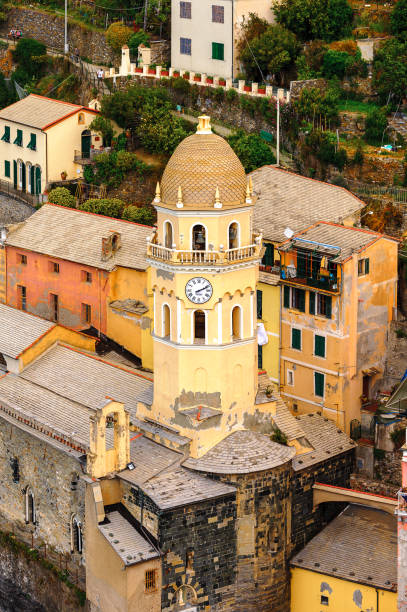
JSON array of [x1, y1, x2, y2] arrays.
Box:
[[180, 1, 191, 18], [291, 328, 301, 350], [212, 5, 224, 22], [19, 254, 27, 265], [321, 595, 329, 605], [81, 303, 91, 325], [212, 41, 224, 61], [81, 270, 92, 283], [145, 569, 157, 593], [50, 261, 59, 274], [358, 258, 370, 276], [293, 403, 298, 412], [287, 369, 294, 386], [180, 37, 191, 55]]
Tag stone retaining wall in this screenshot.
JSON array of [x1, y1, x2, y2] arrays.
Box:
[[0, 7, 115, 65]]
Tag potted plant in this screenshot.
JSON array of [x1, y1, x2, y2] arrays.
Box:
[[173, 70, 180, 77], [258, 84, 266, 94], [183, 71, 190, 79], [135, 66, 143, 73], [194, 73, 201, 82], [265, 385, 273, 398], [148, 65, 156, 75], [219, 78, 226, 86], [244, 83, 251, 92], [206, 75, 213, 84], [60, 171, 67, 180], [161, 69, 169, 76]]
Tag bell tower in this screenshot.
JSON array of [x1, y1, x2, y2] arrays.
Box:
[[141, 116, 262, 457]]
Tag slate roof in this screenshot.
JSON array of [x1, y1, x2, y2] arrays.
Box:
[[290, 504, 397, 591], [258, 271, 279, 286], [0, 94, 97, 130], [119, 435, 236, 509], [0, 304, 54, 358], [183, 430, 295, 474], [279, 222, 394, 264], [20, 344, 152, 415], [251, 166, 364, 243], [292, 413, 355, 470], [6, 204, 152, 271], [99, 511, 159, 566]]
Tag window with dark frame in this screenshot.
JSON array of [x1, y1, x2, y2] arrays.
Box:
[[212, 5, 224, 22], [315, 334, 326, 358], [17, 285, 27, 311], [180, 1, 191, 18], [257, 289, 263, 319], [317, 294, 332, 318], [81, 270, 92, 283], [1, 125, 10, 143], [212, 42, 224, 60], [180, 37, 191, 55], [4, 160, 10, 177], [321, 595, 329, 605], [358, 258, 370, 276], [291, 327, 301, 350], [13, 129, 23, 146], [19, 253, 27, 265], [50, 261, 60, 274], [81, 303, 91, 325], [50, 293, 59, 322], [27, 133, 37, 151], [314, 371, 325, 397], [145, 569, 157, 593]]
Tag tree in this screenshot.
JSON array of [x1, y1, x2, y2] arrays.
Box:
[[373, 38, 407, 104], [13, 38, 46, 73], [239, 25, 300, 84], [274, 0, 353, 42], [122, 205, 155, 225], [228, 130, 276, 172], [236, 13, 269, 59], [101, 84, 170, 129], [0, 72, 15, 109], [88, 150, 149, 188], [295, 86, 339, 123], [391, 0, 407, 40], [79, 198, 124, 217], [321, 50, 351, 79], [89, 116, 114, 147], [128, 31, 150, 54], [105, 23, 133, 52], [364, 108, 388, 146], [47, 187, 76, 207], [139, 101, 188, 155]]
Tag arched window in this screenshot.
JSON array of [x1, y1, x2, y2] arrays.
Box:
[[105, 413, 115, 451], [164, 221, 173, 249], [71, 515, 83, 554], [78, 113, 85, 125], [228, 222, 239, 250], [162, 304, 171, 338], [26, 162, 32, 195], [231, 305, 242, 340], [194, 310, 206, 342], [25, 487, 35, 524], [192, 224, 206, 251]]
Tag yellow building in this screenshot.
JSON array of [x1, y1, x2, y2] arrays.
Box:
[[0, 94, 100, 196], [251, 165, 365, 387], [291, 504, 397, 611]]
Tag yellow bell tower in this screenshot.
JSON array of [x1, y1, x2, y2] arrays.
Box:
[[141, 116, 262, 457]]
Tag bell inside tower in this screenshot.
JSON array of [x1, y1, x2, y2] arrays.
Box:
[[192, 225, 206, 251]]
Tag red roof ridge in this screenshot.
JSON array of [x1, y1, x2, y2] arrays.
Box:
[[59, 343, 154, 382], [44, 202, 154, 230]]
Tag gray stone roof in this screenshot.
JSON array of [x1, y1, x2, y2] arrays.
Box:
[[251, 166, 364, 243], [0, 94, 96, 130], [183, 430, 295, 474], [6, 204, 152, 271], [290, 504, 397, 591], [99, 510, 160, 566], [279, 222, 394, 264], [292, 413, 355, 471], [258, 271, 279, 286], [20, 344, 152, 415], [0, 304, 54, 358], [123, 435, 183, 485]]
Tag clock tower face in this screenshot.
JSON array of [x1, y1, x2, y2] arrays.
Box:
[[185, 277, 213, 304]]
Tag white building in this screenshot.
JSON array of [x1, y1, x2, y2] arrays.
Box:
[[171, 0, 275, 79]]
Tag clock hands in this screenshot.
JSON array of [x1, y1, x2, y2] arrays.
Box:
[[195, 285, 209, 293]]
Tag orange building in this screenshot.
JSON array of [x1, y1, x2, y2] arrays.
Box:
[[2, 203, 154, 367]]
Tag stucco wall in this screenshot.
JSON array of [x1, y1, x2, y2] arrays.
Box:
[[0, 119, 45, 193]]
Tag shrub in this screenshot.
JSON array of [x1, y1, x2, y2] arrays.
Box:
[[228, 130, 276, 172], [122, 205, 155, 225], [226, 88, 238, 103], [106, 23, 133, 52], [89, 116, 114, 147], [128, 30, 150, 54], [13, 38, 46, 75], [139, 101, 188, 155], [391, 0, 407, 40], [364, 108, 388, 146], [47, 187, 76, 207], [171, 76, 190, 94], [322, 49, 351, 79], [274, 0, 353, 42], [79, 198, 124, 218], [270, 427, 288, 445], [90, 151, 148, 188], [352, 146, 364, 165], [305, 130, 347, 169]]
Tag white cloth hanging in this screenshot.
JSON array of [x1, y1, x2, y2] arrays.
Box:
[[257, 322, 268, 346]]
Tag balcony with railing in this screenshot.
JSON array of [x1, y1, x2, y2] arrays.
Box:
[[147, 234, 262, 265], [279, 243, 341, 293]]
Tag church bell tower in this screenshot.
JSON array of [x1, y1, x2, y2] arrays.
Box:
[[141, 116, 262, 457]]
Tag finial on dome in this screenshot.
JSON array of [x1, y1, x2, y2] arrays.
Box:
[[245, 180, 252, 204], [176, 185, 184, 208], [196, 115, 212, 135], [154, 181, 161, 203], [214, 186, 222, 209]]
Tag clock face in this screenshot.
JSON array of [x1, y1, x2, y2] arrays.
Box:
[[185, 277, 213, 304]]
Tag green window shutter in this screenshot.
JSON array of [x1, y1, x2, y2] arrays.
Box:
[[314, 372, 324, 397], [4, 160, 10, 178], [1, 126, 10, 142], [13, 129, 22, 146], [298, 289, 305, 312], [258, 344, 263, 369], [27, 133, 36, 150], [309, 291, 315, 315], [212, 42, 224, 60], [315, 335, 325, 358], [292, 328, 301, 350], [365, 258, 369, 274], [326, 295, 332, 319], [256, 289, 262, 319], [283, 285, 290, 308], [262, 243, 274, 267]]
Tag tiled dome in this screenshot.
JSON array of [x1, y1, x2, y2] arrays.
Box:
[[160, 118, 248, 209]]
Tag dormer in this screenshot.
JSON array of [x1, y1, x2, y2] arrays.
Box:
[[101, 231, 121, 261]]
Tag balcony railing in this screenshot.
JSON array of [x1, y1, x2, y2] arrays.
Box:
[[147, 236, 261, 265], [280, 264, 339, 292]]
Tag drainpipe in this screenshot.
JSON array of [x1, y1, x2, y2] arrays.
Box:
[[376, 587, 379, 611]]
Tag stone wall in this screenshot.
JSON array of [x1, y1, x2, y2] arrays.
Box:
[[0, 417, 85, 555], [291, 451, 355, 554], [350, 473, 399, 497], [289, 78, 327, 100], [339, 111, 365, 138], [0, 7, 115, 65]]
